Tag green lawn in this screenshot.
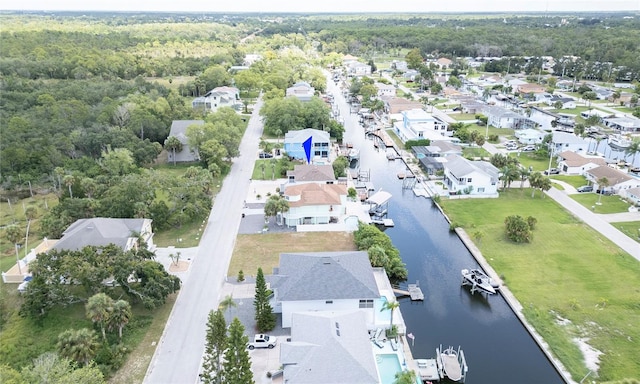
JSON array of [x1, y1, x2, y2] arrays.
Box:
[[386, 129, 405, 149], [449, 113, 477, 121], [465, 124, 513, 139], [610, 221, 640, 243], [462, 146, 491, 159], [549, 175, 588, 189], [440, 188, 640, 381], [251, 159, 292, 180], [570, 194, 632, 214], [509, 152, 555, 172]]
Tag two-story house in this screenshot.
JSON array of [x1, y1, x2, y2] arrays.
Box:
[[393, 109, 449, 142], [167, 120, 204, 163], [443, 155, 499, 196], [286, 81, 315, 102], [282, 183, 347, 227], [284, 129, 331, 161], [191, 86, 241, 112]]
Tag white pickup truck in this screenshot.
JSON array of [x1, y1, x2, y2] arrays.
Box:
[[247, 334, 277, 350]]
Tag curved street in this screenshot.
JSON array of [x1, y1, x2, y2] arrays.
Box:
[[144, 98, 264, 384]]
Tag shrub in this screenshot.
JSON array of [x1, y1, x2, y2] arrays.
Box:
[[504, 215, 532, 243], [237, 270, 245, 282], [527, 216, 537, 230]]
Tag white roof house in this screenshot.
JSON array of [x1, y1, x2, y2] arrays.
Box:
[[443, 155, 499, 197], [269, 252, 383, 328], [393, 108, 449, 142], [551, 132, 589, 155], [280, 311, 379, 384], [485, 106, 534, 129], [515, 128, 545, 145], [375, 83, 396, 97], [286, 81, 315, 102], [557, 151, 607, 175], [191, 86, 241, 112], [603, 116, 640, 133], [167, 120, 204, 163], [347, 61, 372, 76]]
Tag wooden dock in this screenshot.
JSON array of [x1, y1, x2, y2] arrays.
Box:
[[393, 282, 424, 301]]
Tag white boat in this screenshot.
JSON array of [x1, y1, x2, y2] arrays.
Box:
[[348, 148, 360, 161], [436, 345, 468, 382], [461, 268, 499, 295], [608, 135, 632, 149]]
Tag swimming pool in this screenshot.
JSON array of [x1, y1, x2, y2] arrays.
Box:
[[376, 353, 402, 384]]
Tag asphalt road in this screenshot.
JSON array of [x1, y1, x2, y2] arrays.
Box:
[[144, 98, 264, 384]]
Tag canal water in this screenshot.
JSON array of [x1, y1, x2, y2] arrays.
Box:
[[332, 84, 565, 383]]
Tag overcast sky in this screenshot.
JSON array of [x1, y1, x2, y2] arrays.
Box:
[[2, 0, 639, 13]]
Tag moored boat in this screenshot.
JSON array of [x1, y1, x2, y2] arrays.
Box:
[[436, 345, 468, 382], [608, 134, 632, 149], [461, 268, 499, 295]]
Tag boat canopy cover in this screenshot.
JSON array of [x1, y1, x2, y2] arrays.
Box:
[[367, 191, 392, 206]]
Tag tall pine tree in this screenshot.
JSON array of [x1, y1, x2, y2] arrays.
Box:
[[254, 267, 275, 332], [201, 310, 227, 384], [222, 318, 254, 384]]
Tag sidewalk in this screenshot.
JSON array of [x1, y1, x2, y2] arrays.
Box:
[[545, 188, 640, 260]]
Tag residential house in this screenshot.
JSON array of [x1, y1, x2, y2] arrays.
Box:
[[585, 166, 640, 195], [280, 311, 379, 384], [167, 120, 203, 163], [391, 60, 408, 71], [402, 69, 419, 82], [550, 132, 589, 155], [620, 187, 640, 206], [191, 86, 241, 112], [3, 218, 154, 283], [515, 128, 545, 145], [347, 61, 372, 76], [515, 83, 546, 96], [393, 108, 449, 142], [580, 109, 612, 120], [375, 83, 396, 97], [443, 155, 499, 196], [342, 54, 359, 66], [286, 81, 315, 102], [284, 129, 331, 161], [52, 218, 155, 252], [603, 116, 640, 133], [592, 87, 613, 100], [485, 106, 534, 129], [436, 57, 453, 69], [547, 95, 576, 109], [286, 164, 336, 185], [269, 251, 395, 329], [282, 183, 347, 227], [381, 96, 423, 114], [412, 141, 463, 158], [609, 92, 634, 106], [557, 151, 607, 175], [243, 54, 262, 66]]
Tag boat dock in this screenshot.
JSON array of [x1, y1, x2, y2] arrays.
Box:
[[392, 282, 424, 301]]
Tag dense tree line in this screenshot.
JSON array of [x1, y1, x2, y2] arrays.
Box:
[[262, 15, 640, 81], [354, 222, 408, 281]]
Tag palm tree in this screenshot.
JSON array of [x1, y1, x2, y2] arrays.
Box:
[[164, 136, 183, 166], [5, 225, 24, 274], [63, 174, 75, 198], [381, 299, 400, 330], [597, 177, 610, 205], [500, 165, 519, 190], [218, 294, 237, 323], [109, 300, 132, 339], [624, 139, 640, 166], [264, 194, 289, 226], [528, 172, 543, 198], [538, 177, 552, 198], [57, 328, 99, 366], [86, 293, 114, 341], [519, 168, 530, 189]]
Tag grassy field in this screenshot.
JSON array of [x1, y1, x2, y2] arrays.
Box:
[[465, 124, 513, 139], [386, 129, 405, 149], [550, 175, 588, 189], [571, 193, 632, 214], [229, 232, 356, 278], [509, 152, 555, 172], [449, 113, 477, 121], [440, 188, 640, 381], [251, 159, 292, 181], [610, 221, 640, 243], [462, 146, 491, 159]]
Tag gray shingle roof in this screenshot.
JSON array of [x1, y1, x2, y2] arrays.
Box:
[[287, 164, 336, 182], [53, 218, 147, 252], [273, 252, 379, 301], [445, 155, 477, 177], [281, 311, 379, 384], [284, 128, 330, 144]]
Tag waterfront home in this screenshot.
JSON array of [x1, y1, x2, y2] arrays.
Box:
[[282, 183, 347, 227], [585, 166, 640, 195], [393, 108, 449, 142], [286, 164, 336, 185], [551, 132, 589, 155], [443, 155, 499, 197], [515, 128, 545, 145], [557, 151, 607, 175], [269, 251, 399, 330], [284, 128, 331, 161], [602, 116, 640, 133], [484, 106, 534, 129]]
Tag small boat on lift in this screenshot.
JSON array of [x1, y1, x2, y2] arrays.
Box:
[[461, 268, 499, 295], [436, 345, 468, 382]]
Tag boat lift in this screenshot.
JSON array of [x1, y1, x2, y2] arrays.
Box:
[[366, 190, 394, 227]]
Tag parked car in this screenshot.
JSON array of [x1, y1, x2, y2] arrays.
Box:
[[259, 152, 273, 159], [597, 189, 613, 195], [522, 145, 536, 152], [543, 168, 560, 175], [505, 144, 518, 150], [247, 334, 277, 350], [577, 185, 593, 193]]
